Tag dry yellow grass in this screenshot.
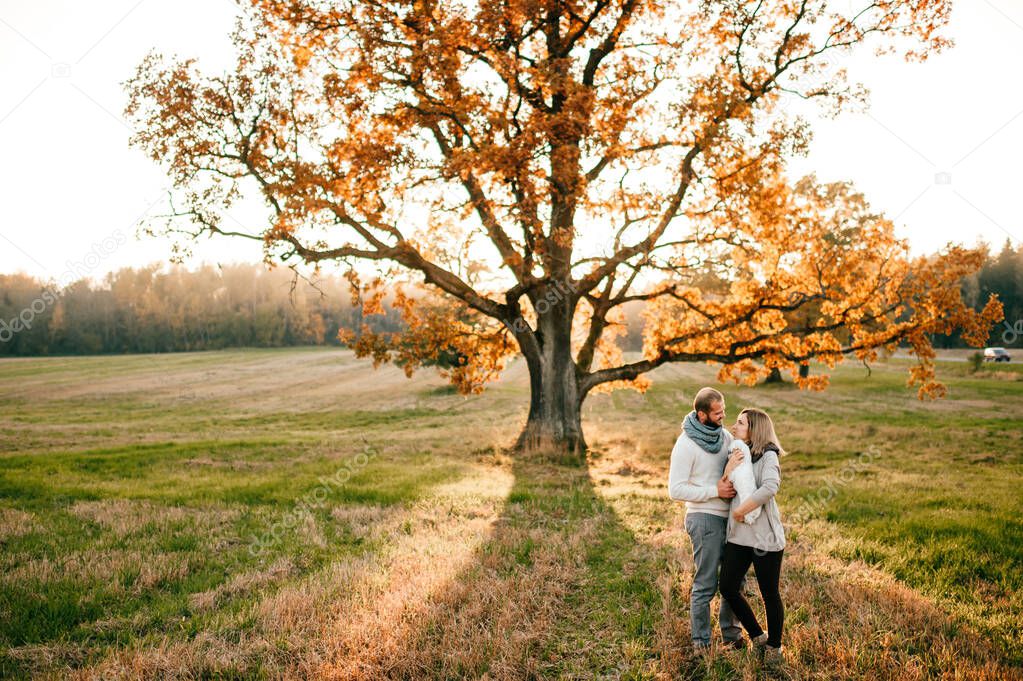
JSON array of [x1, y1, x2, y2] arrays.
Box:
[[2, 348, 1021, 679], [70, 453, 1019, 680]]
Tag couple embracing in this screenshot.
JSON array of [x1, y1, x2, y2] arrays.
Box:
[[667, 387, 786, 665]]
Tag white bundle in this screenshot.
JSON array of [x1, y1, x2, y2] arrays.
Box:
[[727, 440, 761, 524]]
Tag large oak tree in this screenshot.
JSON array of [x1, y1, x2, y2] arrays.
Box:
[[125, 0, 1002, 458]]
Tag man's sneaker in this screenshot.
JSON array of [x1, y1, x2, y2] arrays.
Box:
[[693, 642, 712, 659], [751, 632, 769, 647], [723, 636, 747, 651]]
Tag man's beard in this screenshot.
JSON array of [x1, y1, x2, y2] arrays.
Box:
[[699, 414, 723, 429]]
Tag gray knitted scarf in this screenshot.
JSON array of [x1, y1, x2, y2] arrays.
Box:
[[682, 409, 724, 454]]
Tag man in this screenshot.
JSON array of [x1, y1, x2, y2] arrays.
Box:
[[668, 387, 746, 653]]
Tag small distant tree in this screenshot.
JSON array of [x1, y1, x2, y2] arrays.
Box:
[[968, 351, 984, 373]]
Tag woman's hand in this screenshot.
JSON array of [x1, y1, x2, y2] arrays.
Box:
[[732, 500, 757, 523], [723, 448, 744, 477]]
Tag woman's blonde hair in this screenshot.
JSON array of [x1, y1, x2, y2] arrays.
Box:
[[739, 408, 785, 456]]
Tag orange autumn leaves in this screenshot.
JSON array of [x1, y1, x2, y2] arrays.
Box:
[[342, 281, 518, 395], [124, 0, 1000, 404], [639, 176, 1003, 399]]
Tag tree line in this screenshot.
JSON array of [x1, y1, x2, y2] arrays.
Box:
[[1, 239, 1019, 358], [950, 239, 1023, 348], [0, 263, 404, 356]]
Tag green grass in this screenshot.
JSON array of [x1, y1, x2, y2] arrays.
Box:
[[0, 347, 1021, 678], [0, 349, 477, 677]]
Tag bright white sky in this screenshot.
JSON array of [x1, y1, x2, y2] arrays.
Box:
[[1, 0, 1021, 287]]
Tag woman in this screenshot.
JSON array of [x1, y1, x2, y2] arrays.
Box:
[[719, 407, 786, 664]]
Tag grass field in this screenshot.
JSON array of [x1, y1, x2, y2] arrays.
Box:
[[0, 347, 1021, 679]]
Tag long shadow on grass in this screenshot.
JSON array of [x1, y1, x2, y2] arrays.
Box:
[[309, 445, 715, 680]]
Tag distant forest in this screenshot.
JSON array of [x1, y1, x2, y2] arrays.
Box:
[[944, 239, 1023, 349], [1, 239, 1021, 357], [0, 263, 403, 356]]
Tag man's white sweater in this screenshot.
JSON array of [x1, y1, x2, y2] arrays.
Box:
[[667, 427, 734, 518]]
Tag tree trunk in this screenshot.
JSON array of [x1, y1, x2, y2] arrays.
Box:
[[514, 352, 586, 459], [513, 285, 586, 461]]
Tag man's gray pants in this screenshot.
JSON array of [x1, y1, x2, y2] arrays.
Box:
[[684, 511, 744, 646]]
